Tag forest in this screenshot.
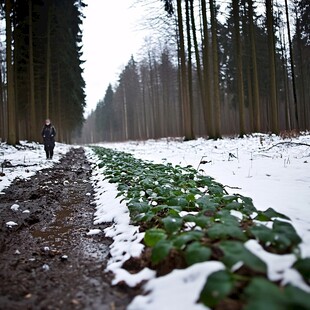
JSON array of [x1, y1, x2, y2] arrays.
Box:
[[79, 0, 309, 143], [0, 0, 86, 145], [0, 1, 309, 145]]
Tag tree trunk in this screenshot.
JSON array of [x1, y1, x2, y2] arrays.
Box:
[[56, 64, 63, 142], [266, 0, 279, 134], [123, 85, 128, 140], [233, 0, 246, 137], [284, 0, 299, 129], [5, 0, 18, 145], [185, 0, 194, 137], [46, 2, 51, 119], [201, 0, 214, 138], [280, 32, 292, 130], [246, 63, 254, 130], [176, 0, 193, 140], [209, 0, 221, 139], [0, 59, 4, 139], [29, 0, 37, 141], [248, 0, 261, 133], [190, 0, 204, 130], [294, 9, 307, 130]]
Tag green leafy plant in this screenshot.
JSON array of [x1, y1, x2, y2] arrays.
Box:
[[199, 270, 235, 307], [92, 146, 309, 308], [293, 258, 310, 285], [243, 277, 310, 310]]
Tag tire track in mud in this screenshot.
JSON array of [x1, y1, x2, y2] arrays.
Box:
[[0, 147, 137, 310]]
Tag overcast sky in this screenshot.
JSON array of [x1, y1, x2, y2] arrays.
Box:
[[81, 0, 150, 115]]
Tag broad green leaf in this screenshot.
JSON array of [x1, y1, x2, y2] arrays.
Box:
[[219, 241, 267, 273], [243, 277, 287, 310], [154, 187, 170, 197], [162, 216, 183, 234], [196, 196, 218, 212], [215, 210, 240, 225], [151, 239, 174, 264], [208, 184, 225, 196], [166, 196, 188, 207], [167, 207, 182, 216], [151, 204, 183, 215], [108, 177, 120, 184], [98, 162, 105, 168], [238, 195, 257, 215], [186, 193, 196, 202], [208, 223, 246, 241], [293, 258, 310, 284], [127, 201, 150, 215], [222, 195, 238, 202], [173, 231, 204, 249], [151, 204, 170, 213], [132, 211, 154, 223], [255, 207, 290, 221], [284, 284, 310, 309], [185, 242, 211, 265], [141, 177, 155, 188], [224, 201, 243, 211], [250, 221, 302, 252], [199, 270, 234, 307], [196, 175, 215, 187], [170, 189, 184, 196], [118, 184, 129, 193], [144, 228, 167, 247], [183, 214, 212, 228], [255, 211, 274, 222], [264, 208, 290, 220], [272, 220, 302, 248], [127, 189, 145, 199], [250, 224, 274, 244], [244, 278, 310, 310]]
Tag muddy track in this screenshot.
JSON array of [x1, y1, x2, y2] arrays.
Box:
[[0, 147, 137, 310]]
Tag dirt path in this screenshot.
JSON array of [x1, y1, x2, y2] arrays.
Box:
[[0, 147, 137, 310]]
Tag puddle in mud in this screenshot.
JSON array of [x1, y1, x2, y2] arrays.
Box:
[[31, 206, 110, 260], [31, 208, 74, 247]]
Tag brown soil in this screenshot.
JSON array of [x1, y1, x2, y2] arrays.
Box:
[[0, 147, 139, 310]]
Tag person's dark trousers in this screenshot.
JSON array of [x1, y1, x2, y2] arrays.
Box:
[[44, 144, 54, 159]]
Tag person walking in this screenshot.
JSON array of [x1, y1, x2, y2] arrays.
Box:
[[41, 119, 56, 160]]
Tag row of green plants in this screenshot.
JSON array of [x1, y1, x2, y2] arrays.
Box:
[[92, 146, 310, 309]]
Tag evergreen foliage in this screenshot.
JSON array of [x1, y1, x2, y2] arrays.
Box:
[[0, 0, 86, 144]]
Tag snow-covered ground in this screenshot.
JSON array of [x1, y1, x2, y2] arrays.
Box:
[[1, 134, 310, 309], [0, 142, 71, 193], [88, 133, 310, 309]]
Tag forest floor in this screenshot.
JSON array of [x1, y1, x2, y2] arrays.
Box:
[[0, 147, 140, 310]]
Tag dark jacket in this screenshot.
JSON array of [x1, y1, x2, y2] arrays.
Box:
[[41, 124, 56, 145]]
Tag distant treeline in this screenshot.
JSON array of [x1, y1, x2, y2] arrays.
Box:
[[78, 0, 309, 143]]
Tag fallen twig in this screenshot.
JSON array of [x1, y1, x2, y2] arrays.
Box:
[[260, 141, 310, 152], [224, 185, 242, 190]]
